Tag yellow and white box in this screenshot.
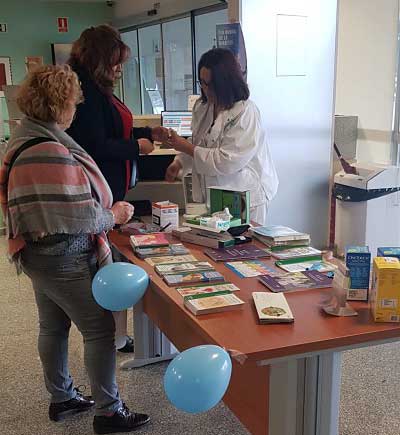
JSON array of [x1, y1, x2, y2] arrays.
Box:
[[370, 257, 400, 322], [152, 201, 179, 232]]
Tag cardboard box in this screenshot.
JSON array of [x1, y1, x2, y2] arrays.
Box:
[[208, 187, 250, 225], [377, 247, 400, 261], [152, 201, 178, 232], [371, 257, 400, 322], [345, 246, 371, 301]]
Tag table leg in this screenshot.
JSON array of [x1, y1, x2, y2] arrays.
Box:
[[268, 352, 342, 435], [120, 300, 178, 370]]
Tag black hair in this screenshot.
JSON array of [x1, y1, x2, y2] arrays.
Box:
[[198, 48, 249, 109]]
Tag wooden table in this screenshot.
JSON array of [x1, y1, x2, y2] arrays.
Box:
[[109, 230, 400, 435]]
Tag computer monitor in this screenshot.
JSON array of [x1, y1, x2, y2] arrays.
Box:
[[161, 111, 192, 137]]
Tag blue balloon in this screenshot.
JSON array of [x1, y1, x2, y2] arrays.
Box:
[[92, 262, 149, 311], [164, 345, 232, 413]]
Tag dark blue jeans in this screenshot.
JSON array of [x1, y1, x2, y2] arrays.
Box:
[[21, 250, 122, 416]]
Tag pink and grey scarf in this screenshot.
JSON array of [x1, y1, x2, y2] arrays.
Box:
[[0, 117, 113, 267]]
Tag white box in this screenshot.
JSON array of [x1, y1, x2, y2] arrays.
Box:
[[152, 201, 179, 232]]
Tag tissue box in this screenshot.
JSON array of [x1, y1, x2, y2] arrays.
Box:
[[345, 246, 371, 301], [152, 201, 178, 232], [371, 257, 400, 322], [208, 187, 250, 225]]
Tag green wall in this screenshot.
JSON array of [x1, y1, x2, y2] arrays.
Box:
[[0, 0, 112, 137]]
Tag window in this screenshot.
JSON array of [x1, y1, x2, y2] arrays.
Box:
[[194, 8, 228, 92], [121, 30, 141, 114], [163, 17, 193, 110], [138, 25, 164, 114], [121, 6, 228, 114]]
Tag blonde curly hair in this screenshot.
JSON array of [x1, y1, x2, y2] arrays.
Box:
[[17, 64, 83, 124]]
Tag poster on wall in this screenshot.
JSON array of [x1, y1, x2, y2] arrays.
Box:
[[57, 17, 69, 33], [51, 44, 73, 65], [25, 56, 43, 73], [0, 57, 12, 97], [216, 23, 247, 79]]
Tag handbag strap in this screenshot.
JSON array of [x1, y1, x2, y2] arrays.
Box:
[[7, 137, 52, 172]]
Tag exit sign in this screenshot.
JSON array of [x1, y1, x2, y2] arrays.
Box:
[[0, 23, 7, 33]]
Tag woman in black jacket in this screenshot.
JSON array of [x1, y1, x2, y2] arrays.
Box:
[[67, 25, 169, 353], [67, 25, 168, 202]]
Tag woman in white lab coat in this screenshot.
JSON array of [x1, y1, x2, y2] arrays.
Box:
[[165, 48, 278, 225]]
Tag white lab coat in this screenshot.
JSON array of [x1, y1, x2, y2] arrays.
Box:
[[176, 98, 279, 225]]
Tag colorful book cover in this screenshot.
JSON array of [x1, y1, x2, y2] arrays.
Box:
[[184, 290, 245, 315], [225, 260, 277, 278], [135, 244, 189, 258], [145, 254, 197, 267], [163, 271, 225, 286], [155, 261, 214, 276], [258, 270, 332, 292], [204, 245, 270, 262], [252, 292, 294, 323], [130, 233, 169, 248], [270, 246, 322, 260], [275, 260, 337, 273], [175, 282, 240, 297]]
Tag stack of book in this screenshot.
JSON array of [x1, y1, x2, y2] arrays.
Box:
[[129, 233, 190, 259], [251, 225, 310, 249], [172, 226, 235, 249], [183, 291, 245, 315]]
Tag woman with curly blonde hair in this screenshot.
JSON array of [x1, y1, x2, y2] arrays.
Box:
[[0, 65, 150, 433]]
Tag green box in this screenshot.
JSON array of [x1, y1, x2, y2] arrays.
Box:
[[208, 187, 250, 225]]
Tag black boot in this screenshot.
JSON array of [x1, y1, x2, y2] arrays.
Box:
[[49, 387, 95, 422], [93, 403, 150, 434]]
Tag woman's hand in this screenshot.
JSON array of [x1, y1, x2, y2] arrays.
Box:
[[165, 160, 182, 182], [111, 201, 135, 225], [167, 129, 195, 156], [138, 138, 155, 155], [151, 126, 169, 142]]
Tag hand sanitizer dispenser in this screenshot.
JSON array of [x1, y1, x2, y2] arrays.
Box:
[[333, 163, 400, 257]]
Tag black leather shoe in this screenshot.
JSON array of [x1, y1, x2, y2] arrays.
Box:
[[117, 336, 134, 353], [49, 387, 95, 422], [93, 403, 150, 434]]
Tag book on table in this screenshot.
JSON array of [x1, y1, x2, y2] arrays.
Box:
[[174, 228, 235, 249], [252, 292, 294, 323], [135, 244, 190, 259], [145, 254, 198, 266], [184, 290, 245, 315], [175, 282, 240, 297], [225, 260, 277, 278], [252, 232, 310, 248], [130, 233, 169, 249], [163, 270, 225, 286], [155, 261, 214, 276], [251, 225, 310, 242], [269, 246, 322, 261], [258, 270, 333, 292], [204, 245, 270, 262], [275, 259, 337, 273]]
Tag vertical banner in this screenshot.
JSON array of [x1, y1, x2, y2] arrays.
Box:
[[216, 23, 247, 79], [57, 17, 69, 33]]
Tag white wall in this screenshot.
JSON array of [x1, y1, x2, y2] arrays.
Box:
[[335, 0, 399, 164], [242, 0, 338, 248], [113, 0, 220, 28]]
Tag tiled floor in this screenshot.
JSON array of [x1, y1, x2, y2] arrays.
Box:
[[0, 236, 399, 435]]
